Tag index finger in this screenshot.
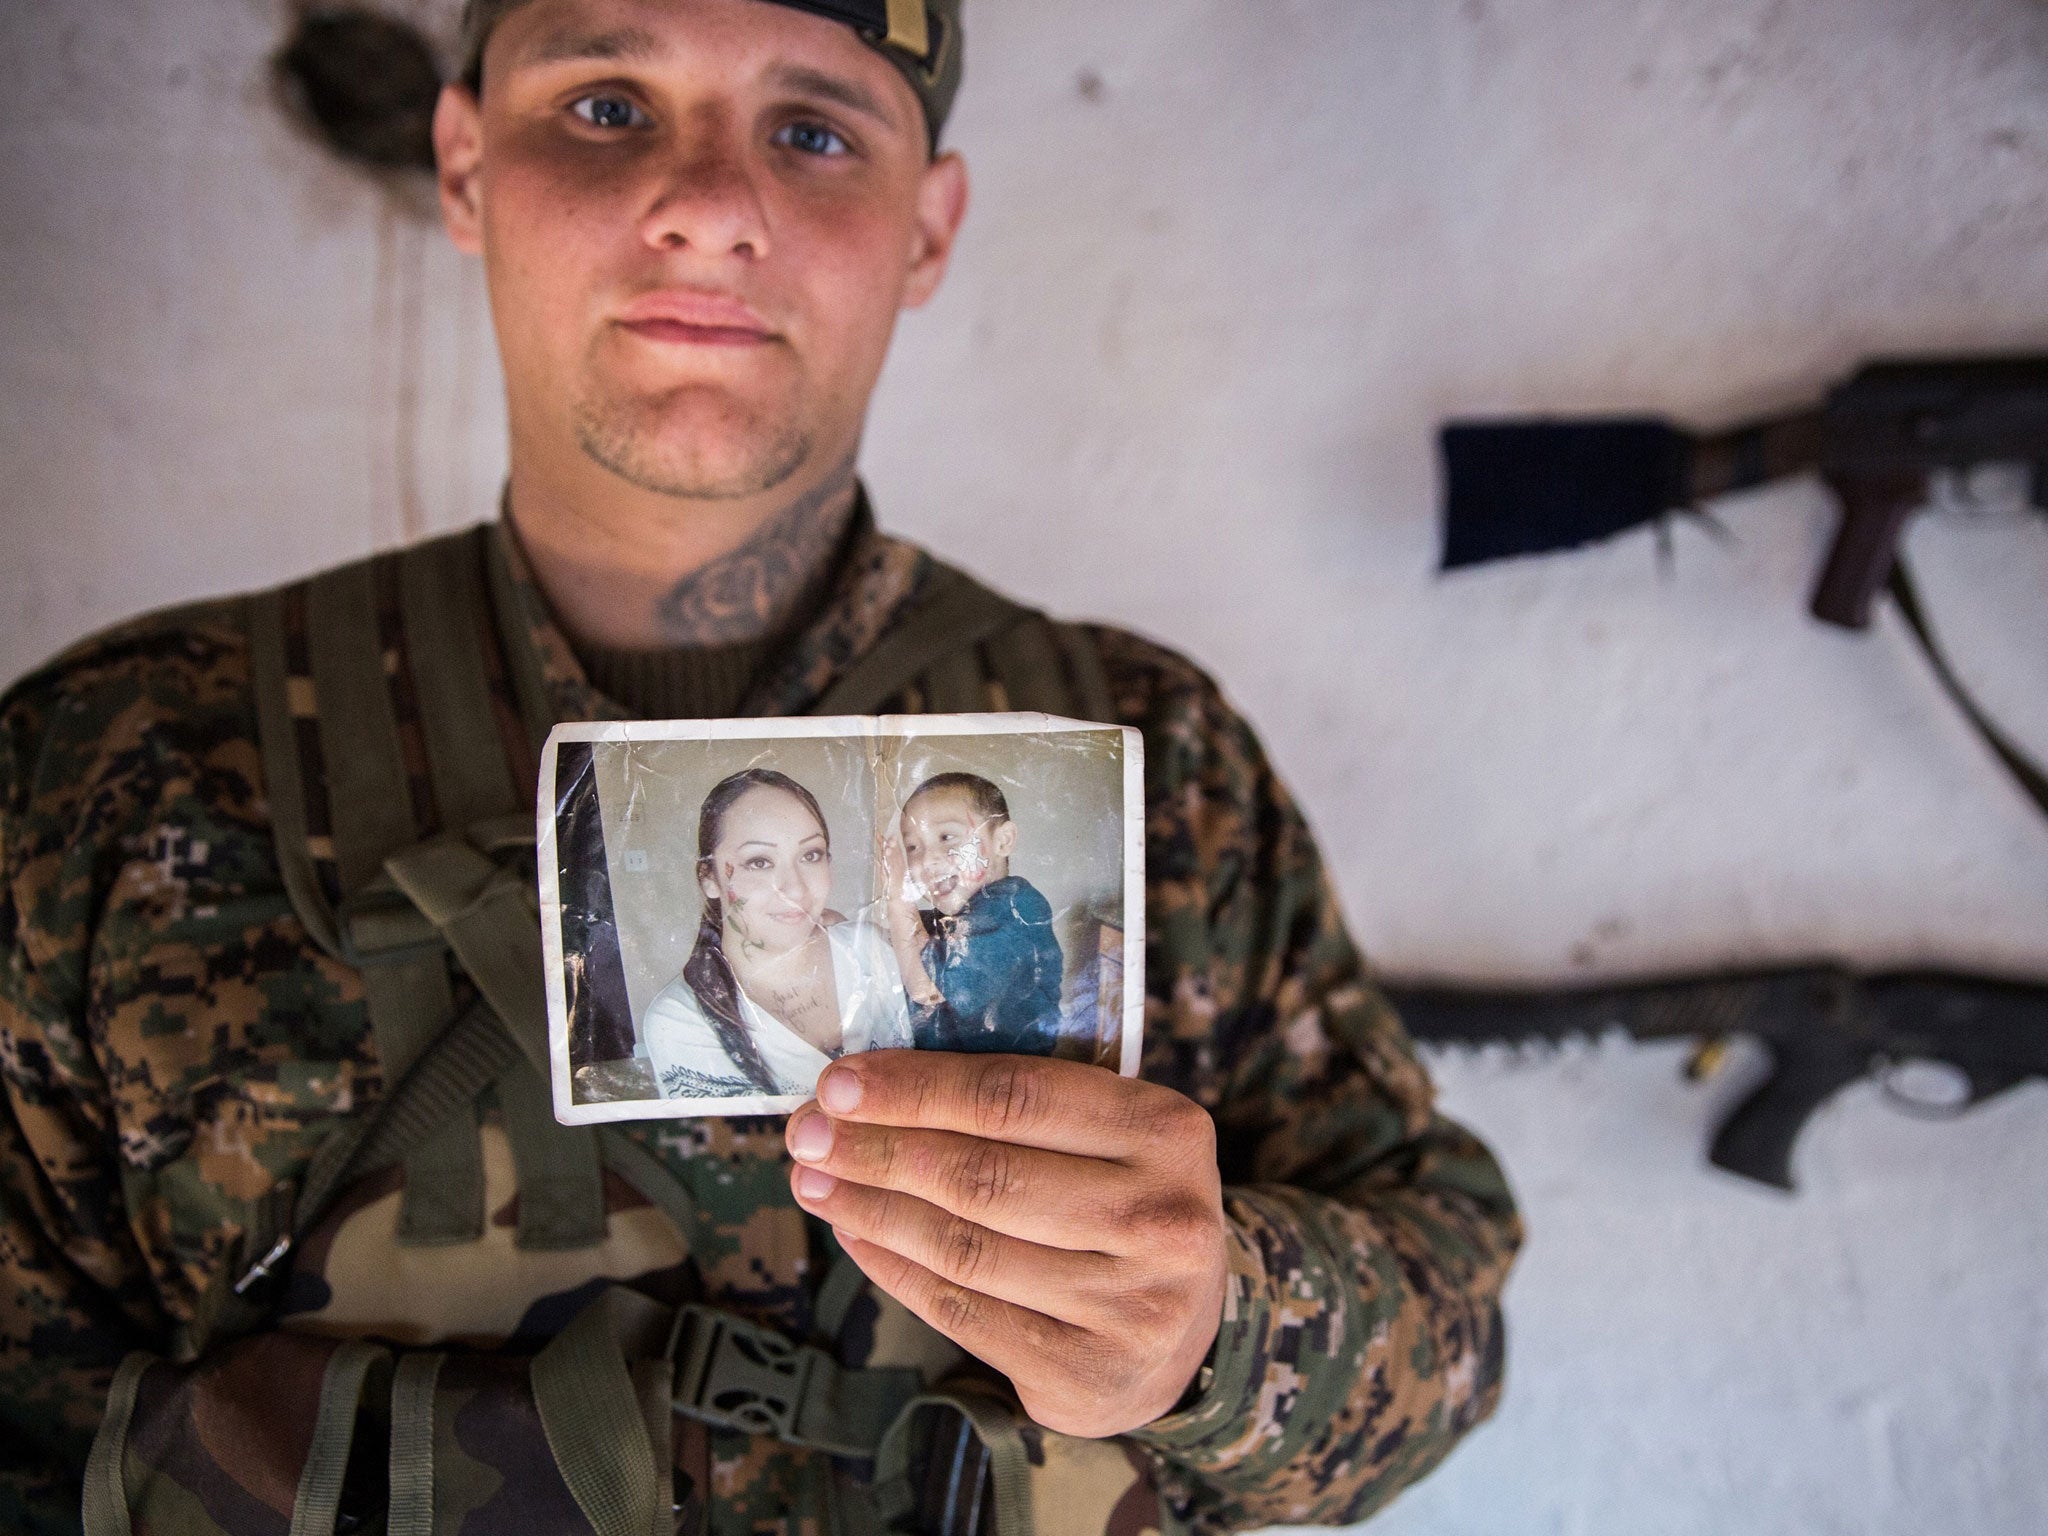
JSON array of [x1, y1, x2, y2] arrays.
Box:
[[817, 1051, 1194, 1162]]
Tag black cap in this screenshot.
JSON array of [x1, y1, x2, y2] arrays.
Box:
[[460, 0, 962, 149]]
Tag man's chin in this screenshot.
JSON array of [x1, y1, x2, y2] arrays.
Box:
[[573, 389, 811, 501]]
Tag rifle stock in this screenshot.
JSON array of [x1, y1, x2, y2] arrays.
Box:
[[1440, 354, 2048, 630]]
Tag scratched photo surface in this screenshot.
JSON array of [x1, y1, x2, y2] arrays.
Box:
[[539, 715, 1144, 1122]]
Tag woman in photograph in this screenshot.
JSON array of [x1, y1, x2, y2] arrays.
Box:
[[643, 768, 913, 1101]]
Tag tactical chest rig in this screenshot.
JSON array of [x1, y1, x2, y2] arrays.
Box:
[[84, 523, 1157, 1536]]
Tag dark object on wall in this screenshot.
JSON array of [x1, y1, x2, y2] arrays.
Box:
[[1441, 356, 2048, 629], [276, 9, 443, 174], [1387, 968, 2048, 1192]]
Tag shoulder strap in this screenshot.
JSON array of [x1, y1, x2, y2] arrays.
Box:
[[810, 561, 1116, 724], [248, 527, 607, 1258], [249, 527, 541, 945], [809, 564, 1033, 716]]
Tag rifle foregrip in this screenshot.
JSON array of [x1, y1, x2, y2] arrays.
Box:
[[1708, 1052, 1868, 1191]]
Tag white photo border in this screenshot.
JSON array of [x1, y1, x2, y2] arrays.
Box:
[[538, 713, 1146, 1125]]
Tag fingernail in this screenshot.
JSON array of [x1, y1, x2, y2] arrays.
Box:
[[791, 1113, 833, 1162], [820, 1068, 862, 1115], [795, 1167, 838, 1201]]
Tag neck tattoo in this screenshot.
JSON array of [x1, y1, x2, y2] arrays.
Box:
[[654, 458, 859, 646]]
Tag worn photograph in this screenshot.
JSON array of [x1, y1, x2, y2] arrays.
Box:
[[539, 715, 1144, 1121]]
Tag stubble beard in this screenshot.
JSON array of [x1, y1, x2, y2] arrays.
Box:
[[572, 378, 815, 502]]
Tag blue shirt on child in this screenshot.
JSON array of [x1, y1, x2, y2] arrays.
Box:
[[914, 875, 1065, 1054]]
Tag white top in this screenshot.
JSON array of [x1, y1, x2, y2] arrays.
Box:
[[640, 919, 913, 1101]]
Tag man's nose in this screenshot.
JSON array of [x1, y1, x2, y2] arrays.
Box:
[[638, 115, 771, 261]]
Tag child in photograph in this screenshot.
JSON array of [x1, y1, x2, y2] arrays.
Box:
[[884, 772, 1067, 1055]]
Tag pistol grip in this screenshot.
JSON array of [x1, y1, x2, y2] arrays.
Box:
[[1811, 472, 1927, 629], [1708, 1047, 1868, 1191]]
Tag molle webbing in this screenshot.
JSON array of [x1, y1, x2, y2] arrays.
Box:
[[247, 526, 602, 1254]]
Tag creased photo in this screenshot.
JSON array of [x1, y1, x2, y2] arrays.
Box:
[[539, 715, 1145, 1122]]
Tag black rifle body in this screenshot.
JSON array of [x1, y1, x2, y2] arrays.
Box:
[[1385, 969, 2048, 1191]]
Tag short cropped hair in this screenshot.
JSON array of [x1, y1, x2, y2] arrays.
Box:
[[906, 772, 1009, 827]]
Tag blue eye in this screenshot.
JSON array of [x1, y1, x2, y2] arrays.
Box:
[[573, 95, 647, 130], [774, 121, 850, 157]]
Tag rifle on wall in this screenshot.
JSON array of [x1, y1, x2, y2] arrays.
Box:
[[1384, 969, 2048, 1192], [1425, 357, 2048, 1191], [1439, 354, 2048, 628]]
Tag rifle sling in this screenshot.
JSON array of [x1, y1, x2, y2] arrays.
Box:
[[1887, 558, 2048, 821]]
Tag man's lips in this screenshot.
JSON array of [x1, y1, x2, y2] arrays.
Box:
[[615, 290, 775, 347]]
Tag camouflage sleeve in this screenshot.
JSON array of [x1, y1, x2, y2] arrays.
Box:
[[1090, 627, 1523, 1532], [0, 640, 181, 1536]]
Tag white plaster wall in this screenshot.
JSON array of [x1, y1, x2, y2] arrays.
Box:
[[4, 0, 2046, 1531]]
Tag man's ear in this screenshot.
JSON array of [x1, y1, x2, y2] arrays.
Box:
[[902, 151, 969, 309], [990, 820, 1018, 859], [434, 83, 485, 255]]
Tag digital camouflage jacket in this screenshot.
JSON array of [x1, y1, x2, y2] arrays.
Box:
[[0, 510, 1521, 1536]]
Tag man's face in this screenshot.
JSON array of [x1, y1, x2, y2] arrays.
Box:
[[900, 790, 1015, 916], [435, 0, 967, 501]]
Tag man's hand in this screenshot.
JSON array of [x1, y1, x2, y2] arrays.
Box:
[[784, 1051, 1228, 1439], [875, 830, 944, 1005]]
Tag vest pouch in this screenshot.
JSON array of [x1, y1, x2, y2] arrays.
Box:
[[83, 1334, 391, 1536], [83, 1291, 674, 1536], [861, 1388, 1180, 1536]]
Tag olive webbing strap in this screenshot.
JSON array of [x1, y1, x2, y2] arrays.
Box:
[[807, 566, 1038, 717], [384, 833, 611, 1251], [813, 1247, 869, 1342], [532, 1296, 671, 1536], [483, 521, 561, 760], [307, 561, 421, 894], [983, 618, 1080, 718], [384, 836, 553, 1076], [289, 1340, 391, 1536], [297, 1002, 519, 1236], [398, 531, 523, 832], [247, 589, 345, 961], [1051, 621, 1118, 725], [80, 1353, 153, 1536], [297, 555, 497, 1245], [919, 647, 992, 716], [387, 1352, 445, 1536], [354, 953, 485, 1246], [874, 1390, 1034, 1536], [498, 1054, 608, 1251]]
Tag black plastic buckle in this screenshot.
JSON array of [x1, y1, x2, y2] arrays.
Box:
[[671, 1306, 817, 1441]]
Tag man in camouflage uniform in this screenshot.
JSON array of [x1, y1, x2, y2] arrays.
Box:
[[0, 1, 1522, 1532]]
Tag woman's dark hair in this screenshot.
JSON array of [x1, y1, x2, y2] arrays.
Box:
[[682, 769, 831, 1093]]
